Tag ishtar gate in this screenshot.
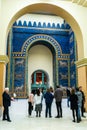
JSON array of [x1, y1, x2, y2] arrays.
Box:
[[0, 0, 87, 112]]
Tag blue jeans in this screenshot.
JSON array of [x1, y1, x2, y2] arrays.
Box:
[[78, 104, 81, 120], [45, 103, 52, 117]]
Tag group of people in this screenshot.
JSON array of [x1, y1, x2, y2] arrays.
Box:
[[28, 88, 43, 117], [1, 85, 86, 123], [28, 85, 63, 118], [28, 85, 86, 123], [66, 86, 86, 123]]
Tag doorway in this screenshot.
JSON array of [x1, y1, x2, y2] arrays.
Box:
[[31, 70, 49, 91], [28, 43, 54, 93]]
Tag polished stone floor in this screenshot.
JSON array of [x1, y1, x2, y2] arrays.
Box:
[[0, 98, 87, 130]]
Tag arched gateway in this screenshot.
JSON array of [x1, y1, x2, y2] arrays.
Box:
[[7, 30, 66, 97], [23, 34, 61, 91], [0, 0, 87, 110], [6, 19, 77, 98]]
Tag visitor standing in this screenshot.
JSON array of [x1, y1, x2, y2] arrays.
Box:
[[34, 89, 42, 117], [54, 85, 63, 118], [28, 90, 34, 117], [76, 87, 82, 122], [44, 88, 54, 118], [79, 86, 86, 118], [70, 88, 78, 122], [2, 87, 13, 122]]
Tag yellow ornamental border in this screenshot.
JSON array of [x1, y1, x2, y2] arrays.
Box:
[[75, 58, 87, 68], [0, 55, 9, 64]]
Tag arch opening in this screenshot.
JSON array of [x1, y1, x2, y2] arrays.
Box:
[[31, 69, 49, 92], [26, 38, 59, 93]]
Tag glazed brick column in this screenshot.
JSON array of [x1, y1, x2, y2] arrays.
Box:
[[76, 58, 87, 111]]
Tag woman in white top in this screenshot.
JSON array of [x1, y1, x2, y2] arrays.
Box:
[[34, 89, 42, 117]]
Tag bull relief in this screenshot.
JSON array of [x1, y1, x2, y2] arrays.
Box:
[[59, 60, 68, 88], [14, 58, 26, 97]]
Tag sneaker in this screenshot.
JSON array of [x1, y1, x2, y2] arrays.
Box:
[[72, 120, 75, 122], [7, 120, 11, 122], [77, 120, 80, 123], [82, 115, 86, 118], [2, 119, 7, 121], [55, 116, 60, 118]]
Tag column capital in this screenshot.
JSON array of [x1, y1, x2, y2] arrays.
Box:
[[0, 55, 9, 64], [75, 58, 87, 68]]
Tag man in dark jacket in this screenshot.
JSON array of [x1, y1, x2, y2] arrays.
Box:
[[54, 85, 63, 118], [70, 88, 78, 122], [2, 87, 12, 122]]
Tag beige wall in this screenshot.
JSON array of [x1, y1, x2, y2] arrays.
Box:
[[0, 0, 87, 60], [28, 45, 53, 92], [78, 67, 87, 88], [77, 66, 87, 111], [76, 58, 87, 111], [77, 66, 87, 95]]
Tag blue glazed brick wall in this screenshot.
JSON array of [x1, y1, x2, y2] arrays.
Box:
[[6, 20, 77, 97]]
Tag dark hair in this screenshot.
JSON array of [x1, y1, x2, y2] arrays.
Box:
[[56, 85, 60, 88], [76, 88, 79, 91], [36, 89, 40, 96], [50, 87, 53, 92]]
